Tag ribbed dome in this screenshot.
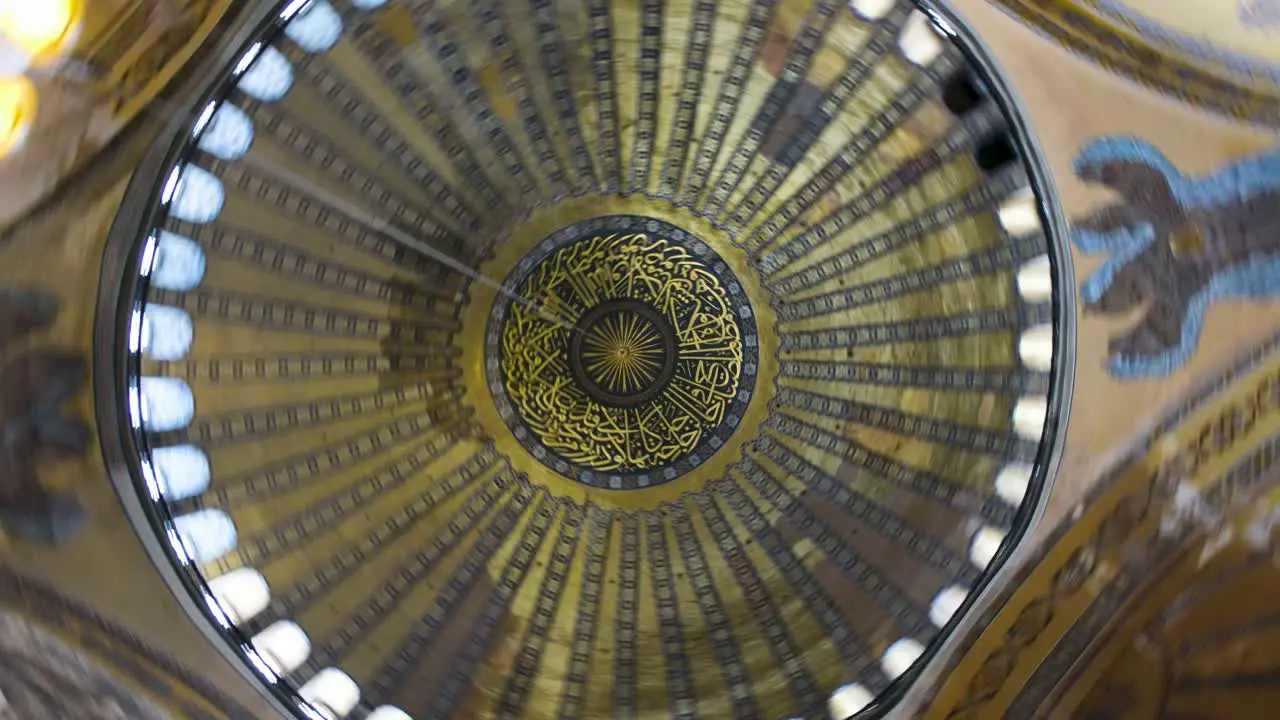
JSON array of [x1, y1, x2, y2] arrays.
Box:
[[104, 0, 1066, 717]]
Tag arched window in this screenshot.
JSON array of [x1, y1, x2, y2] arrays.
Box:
[[206, 568, 270, 626], [151, 444, 210, 500], [284, 0, 342, 54], [170, 166, 224, 224], [299, 668, 361, 719], [998, 188, 1040, 238], [237, 46, 294, 102], [172, 509, 237, 563], [929, 585, 968, 627], [898, 10, 945, 67], [1016, 255, 1052, 302], [196, 103, 254, 161], [828, 684, 873, 720], [139, 377, 194, 432], [1013, 395, 1047, 441], [1018, 324, 1053, 372], [251, 621, 311, 676], [366, 707, 413, 720], [995, 463, 1032, 507], [942, 70, 986, 117], [881, 637, 924, 679], [975, 134, 1018, 173], [141, 304, 193, 361], [152, 231, 206, 291], [969, 525, 1006, 570], [850, 0, 894, 20]]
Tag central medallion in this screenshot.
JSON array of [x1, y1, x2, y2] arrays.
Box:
[[486, 215, 758, 489], [569, 299, 677, 407]]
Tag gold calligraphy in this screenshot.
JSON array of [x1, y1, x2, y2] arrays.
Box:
[[500, 232, 746, 474]]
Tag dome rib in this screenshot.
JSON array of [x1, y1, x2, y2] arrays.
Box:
[[99, 0, 1070, 717]]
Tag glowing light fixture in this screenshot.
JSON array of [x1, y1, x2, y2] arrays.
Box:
[[0, 0, 82, 72], [0, 75, 35, 157]]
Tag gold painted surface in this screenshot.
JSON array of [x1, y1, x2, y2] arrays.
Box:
[[0, 603, 194, 719], [1062, 510, 1280, 719], [3, 0, 1277, 717], [923, 336, 1280, 718], [499, 230, 745, 473], [579, 314, 667, 395], [458, 196, 782, 510], [8, 1, 1280, 719]]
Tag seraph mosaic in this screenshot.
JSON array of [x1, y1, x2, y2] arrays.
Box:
[[1070, 136, 1280, 378]]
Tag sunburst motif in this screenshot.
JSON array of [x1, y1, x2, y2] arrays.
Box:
[[580, 312, 666, 394]]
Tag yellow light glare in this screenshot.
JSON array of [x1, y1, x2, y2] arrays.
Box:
[[0, 75, 36, 158], [0, 0, 81, 59]]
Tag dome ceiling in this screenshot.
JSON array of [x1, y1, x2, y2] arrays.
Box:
[[101, 0, 1069, 717]]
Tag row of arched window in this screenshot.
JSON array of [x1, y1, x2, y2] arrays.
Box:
[[820, 5, 1057, 718], [204, 566, 411, 720], [134, 3, 412, 719]]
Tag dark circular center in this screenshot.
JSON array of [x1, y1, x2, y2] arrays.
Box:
[[569, 299, 677, 408]]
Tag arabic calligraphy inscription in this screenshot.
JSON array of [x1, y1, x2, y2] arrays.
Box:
[[488, 217, 757, 488]]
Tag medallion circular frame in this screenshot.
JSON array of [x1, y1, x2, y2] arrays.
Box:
[[484, 214, 760, 490]]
